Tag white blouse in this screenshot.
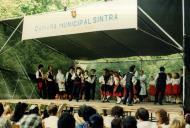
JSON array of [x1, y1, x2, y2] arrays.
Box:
[[172, 78, 180, 85]]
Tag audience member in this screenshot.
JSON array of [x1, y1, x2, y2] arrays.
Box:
[[76, 106, 97, 128], [135, 108, 155, 128], [169, 116, 185, 128], [122, 116, 137, 128], [58, 112, 75, 128], [0, 103, 11, 128], [111, 106, 124, 118], [10, 102, 28, 123], [111, 118, 122, 128], [155, 109, 169, 128], [42, 103, 58, 128], [89, 114, 104, 128]]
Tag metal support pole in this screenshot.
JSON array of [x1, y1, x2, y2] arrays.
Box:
[[138, 6, 183, 51], [182, 0, 185, 105], [0, 18, 24, 53]]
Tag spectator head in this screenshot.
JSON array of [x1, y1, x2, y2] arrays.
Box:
[[58, 112, 75, 128], [42, 109, 49, 119], [185, 113, 190, 125], [83, 106, 97, 122], [0, 103, 4, 117], [135, 108, 149, 121], [89, 114, 104, 128], [47, 103, 58, 116], [111, 106, 124, 118], [84, 70, 89, 75], [78, 105, 87, 117], [160, 67, 165, 72], [155, 109, 169, 125], [11, 102, 28, 122], [169, 116, 185, 128], [90, 69, 96, 74], [111, 118, 122, 128], [122, 116, 137, 128], [38, 64, 43, 70], [29, 105, 39, 115], [4, 104, 12, 115]]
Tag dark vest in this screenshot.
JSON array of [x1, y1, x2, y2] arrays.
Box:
[[156, 72, 167, 87], [126, 72, 133, 88]]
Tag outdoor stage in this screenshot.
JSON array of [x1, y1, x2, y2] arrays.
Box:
[[0, 99, 183, 119]]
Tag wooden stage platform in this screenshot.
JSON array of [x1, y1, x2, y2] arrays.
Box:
[[0, 99, 183, 117]]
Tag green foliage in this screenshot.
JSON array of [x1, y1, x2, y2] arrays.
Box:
[[0, 24, 73, 99], [0, 0, 102, 20]]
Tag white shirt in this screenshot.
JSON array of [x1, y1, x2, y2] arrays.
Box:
[[160, 124, 169, 128], [56, 73, 65, 84], [56, 72, 65, 91], [166, 77, 172, 85], [140, 74, 147, 96], [88, 75, 96, 84], [99, 76, 114, 86], [149, 80, 155, 85], [172, 78, 180, 85], [103, 116, 114, 128], [43, 116, 58, 128], [137, 121, 156, 128], [186, 124, 190, 128], [36, 70, 43, 79]]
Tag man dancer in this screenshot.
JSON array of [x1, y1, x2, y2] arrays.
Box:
[[123, 65, 136, 106], [154, 67, 167, 105], [89, 69, 97, 100]]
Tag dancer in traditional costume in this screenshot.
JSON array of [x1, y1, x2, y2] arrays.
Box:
[[165, 73, 172, 103], [172, 73, 181, 104], [84, 70, 91, 101], [89, 69, 97, 100], [113, 72, 124, 104], [99, 69, 114, 102], [70, 67, 82, 102], [56, 69, 65, 99], [148, 76, 156, 102], [154, 67, 167, 105], [36, 64, 45, 98], [65, 67, 75, 100], [46, 65, 56, 99], [123, 65, 136, 106], [139, 70, 147, 102]]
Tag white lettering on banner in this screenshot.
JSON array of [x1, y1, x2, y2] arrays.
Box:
[[22, 0, 137, 40]]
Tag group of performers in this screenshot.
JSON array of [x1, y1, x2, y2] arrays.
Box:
[[35, 64, 183, 106], [36, 65, 97, 101]]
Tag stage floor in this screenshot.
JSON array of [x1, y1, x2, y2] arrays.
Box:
[[0, 99, 182, 116]]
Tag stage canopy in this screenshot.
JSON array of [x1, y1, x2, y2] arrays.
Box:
[[0, 0, 187, 60]]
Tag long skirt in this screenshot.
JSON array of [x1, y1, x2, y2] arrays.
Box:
[[165, 84, 172, 95], [101, 84, 113, 96], [149, 85, 156, 96], [173, 84, 181, 95], [113, 84, 123, 97]]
